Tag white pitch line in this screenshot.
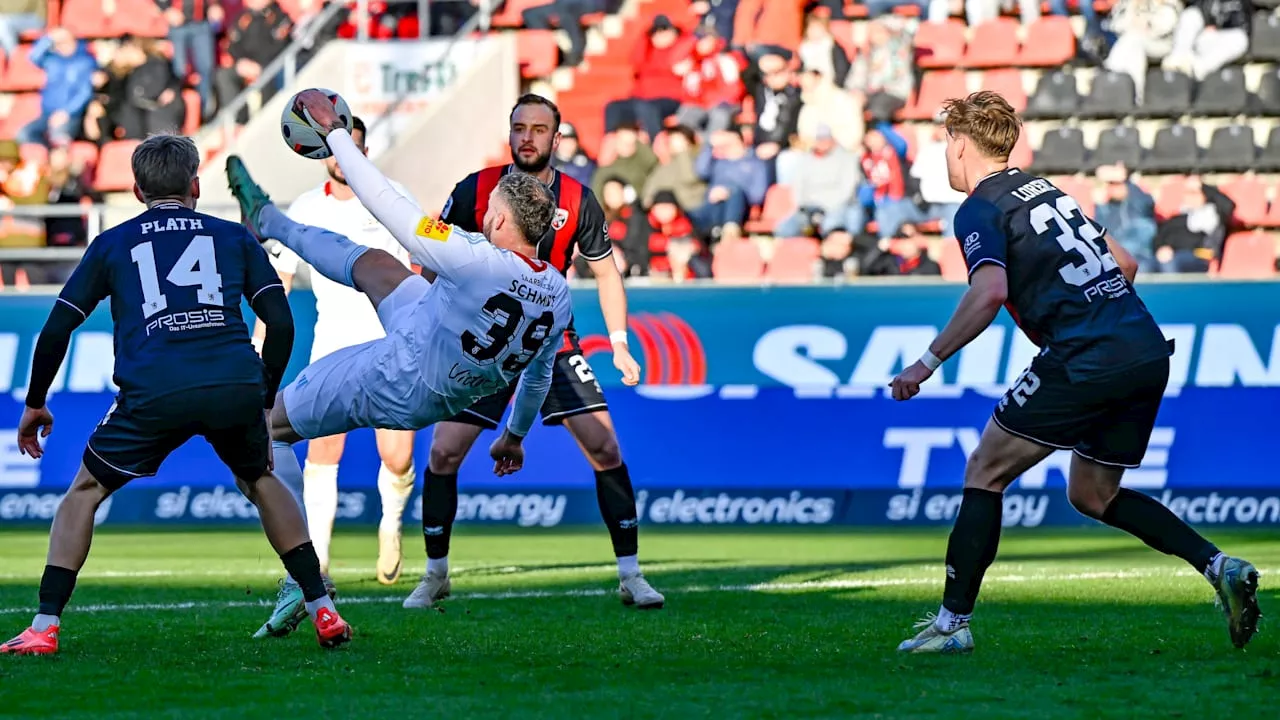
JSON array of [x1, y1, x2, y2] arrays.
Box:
[[0, 567, 1263, 616]]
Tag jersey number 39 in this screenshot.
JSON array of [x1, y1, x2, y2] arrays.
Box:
[[462, 293, 555, 374], [1030, 196, 1119, 287]]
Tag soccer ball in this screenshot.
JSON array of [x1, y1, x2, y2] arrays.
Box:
[[280, 88, 353, 160]]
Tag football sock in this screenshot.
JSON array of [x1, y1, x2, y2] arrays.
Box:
[[271, 440, 306, 520], [941, 488, 1004, 616], [422, 470, 458, 561], [617, 555, 640, 578], [32, 613, 60, 632], [378, 463, 415, 532], [36, 565, 77, 622], [280, 542, 328, 602], [1204, 552, 1226, 583], [934, 605, 970, 633], [1101, 488, 1220, 573], [427, 557, 449, 577], [303, 462, 339, 572], [595, 464, 639, 558], [304, 595, 337, 619], [262, 205, 369, 288]]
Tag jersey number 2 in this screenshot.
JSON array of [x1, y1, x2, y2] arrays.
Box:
[[1029, 196, 1119, 287], [131, 235, 224, 319], [462, 293, 555, 374]]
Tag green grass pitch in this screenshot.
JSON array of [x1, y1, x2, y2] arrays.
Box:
[[1, 527, 1277, 719]]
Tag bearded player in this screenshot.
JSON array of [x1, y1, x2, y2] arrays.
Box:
[[405, 94, 663, 611], [257, 115, 418, 587], [891, 92, 1260, 654]]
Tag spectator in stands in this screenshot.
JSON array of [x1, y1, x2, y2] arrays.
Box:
[[1163, 0, 1252, 80], [0, 141, 50, 284], [0, 0, 45, 63], [643, 125, 707, 213], [44, 145, 95, 259], [598, 175, 651, 276], [159, 0, 223, 122], [291, 0, 344, 67], [1093, 163, 1159, 272], [522, 0, 605, 67], [773, 124, 864, 239], [1152, 176, 1233, 273], [552, 122, 597, 188], [592, 121, 658, 205], [751, 52, 801, 165], [1049, 0, 1105, 57], [847, 18, 913, 122], [647, 190, 709, 281], [1104, 0, 1184, 102], [216, 0, 294, 122], [693, 126, 767, 241], [862, 127, 921, 242], [796, 66, 863, 150], [19, 28, 96, 148], [732, 0, 805, 58], [910, 122, 967, 238], [689, 0, 738, 43], [605, 14, 685, 138], [105, 37, 187, 139], [798, 7, 851, 88], [83, 48, 131, 144], [672, 25, 745, 134]]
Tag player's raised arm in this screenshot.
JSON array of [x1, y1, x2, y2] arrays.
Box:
[[490, 315, 567, 476], [578, 192, 641, 386]]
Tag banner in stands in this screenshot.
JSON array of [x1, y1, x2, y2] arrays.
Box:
[[2, 281, 1279, 527]]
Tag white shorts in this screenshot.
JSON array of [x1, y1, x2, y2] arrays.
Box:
[[282, 275, 455, 439]]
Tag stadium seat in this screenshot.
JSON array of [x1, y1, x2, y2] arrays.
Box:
[[765, 238, 821, 282], [903, 70, 966, 120], [1248, 10, 1280, 62], [69, 140, 99, 171], [1154, 175, 1190, 221], [1218, 230, 1277, 278], [182, 89, 201, 135], [0, 92, 41, 139], [1009, 129, 1033, 169], [490, 0, 545, 27], [1194, 67, 1249, 116], [1053, 175, 1095, 216], [1031, 127, 1086, 175], [744, 185, 796, 234], [963, 18, 1020, 68], [711, 240, 765, 281], [914, 18, 966, 69], [95, 140, 142, 192], [981, 68, 1027, 113], [517, 29, 559, 79], [61, 0, 167, 37], [1264, 194, 1280, 228], [937, 237, 968, 281], [1253, 68, 1280, 116], [1200, 125, 1257, 172], [1089, 125, 1142, 171], [1078, 70, 1135, 119], [18, 142, 47, 165], [1141, 124, 1199, 174], [1136, 69, 1192, 119], [1257, 126, 1280, 172], [1018, 15, 1075, 67], [1219, 176, 1269, 227], [0, 45, 44, 92], [1023, 70, 1079, 119]]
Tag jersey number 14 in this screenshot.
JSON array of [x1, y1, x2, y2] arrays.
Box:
[[1030, 196, 1120, 287], [130, 235, 224, 318]]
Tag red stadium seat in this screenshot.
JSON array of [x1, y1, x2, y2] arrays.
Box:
[[1263, 192, 1280, 228], [1154, 175, 1190, 221], [765, 237, 820, 282], [938, 236, 968, 281], [1009, 129, 1033, 169], [902, 70, 966, 120], [981, 69, 1027, 113], [95, 140, 142, 192], [490, 0, 546, 28], [0, 44, 45, 92], [0, 93, 42, 139], [1052, 175, 1096, 216], [182, 89, 201, 135], [61, 0, 167, 37], [69, 140, 100, 171], [1219, 175, 1269, 227], [517, 29, 559, 79], [19, 142, 48, 165], [744, 184, 795, 234], [963, 18, 1021, 68], [397, 14, 421, 38], [1218, 231, 1278, 277], [1019, 16, 1076, 67], [711, 240, 765, 281], [914, 19, 965, 69]]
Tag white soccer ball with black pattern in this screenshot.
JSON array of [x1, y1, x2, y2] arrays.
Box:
[[280, 88, 353, 160]]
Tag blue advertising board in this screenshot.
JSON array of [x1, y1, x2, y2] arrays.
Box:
[[1, 280, 1279, 528]]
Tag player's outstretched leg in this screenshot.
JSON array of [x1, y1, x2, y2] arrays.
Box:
[[374, 429, 416, 586], [1, 465, 110, 656], [1067, 456, 1261, 649], [897, 420, 1052, 654]]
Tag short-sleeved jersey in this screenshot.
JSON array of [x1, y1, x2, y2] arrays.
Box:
[[58, 203, 281, 403], [441, 165, 610, 275], [954, 169, 1171, 380]]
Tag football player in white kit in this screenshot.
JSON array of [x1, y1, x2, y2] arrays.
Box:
[[255, 116, 419, 586], [226, 89, 574, 638]]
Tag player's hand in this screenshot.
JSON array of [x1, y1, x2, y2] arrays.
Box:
[[489, 430, 525, 476], [613, 344, 642, 386], [17, 406, 54, 459], [889, 361, 933, 402], [294, 89, 344, 133]]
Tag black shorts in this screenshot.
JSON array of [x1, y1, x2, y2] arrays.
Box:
[[84, 384, 270, 491], [992, 351, 1171, 468], [449, 331, 609, 430]]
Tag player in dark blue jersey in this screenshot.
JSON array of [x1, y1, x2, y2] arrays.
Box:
[[890, 92, 1259, 654], [0, 135, 351, 656]]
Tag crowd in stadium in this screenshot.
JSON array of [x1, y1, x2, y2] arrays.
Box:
[[0, 0, 1278, 283]]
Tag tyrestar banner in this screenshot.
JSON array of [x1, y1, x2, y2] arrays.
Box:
[[1, 281, 1279, 527]]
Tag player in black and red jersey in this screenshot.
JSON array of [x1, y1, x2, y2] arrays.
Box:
[[402, 94, 665, 611]]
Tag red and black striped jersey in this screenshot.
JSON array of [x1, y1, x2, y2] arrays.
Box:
[[441, 165, 610, 276]]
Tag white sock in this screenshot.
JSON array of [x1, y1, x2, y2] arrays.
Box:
[[271, 440, 306, 522], [1205, 552, 1226, 583], [934, 605, 970, 632], [304, 595, 337, 620], [32, 613, 59, 632], [303, 462, 339, 572], [377, 463, 415, 533], [427, 556, 449, 577], [617, 555, 640, 578]]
